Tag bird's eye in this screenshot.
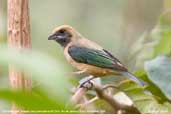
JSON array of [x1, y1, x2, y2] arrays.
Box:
[[59, 29, 65, 34]]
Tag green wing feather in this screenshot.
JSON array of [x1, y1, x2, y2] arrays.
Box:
[[68, 45, 127, 71]]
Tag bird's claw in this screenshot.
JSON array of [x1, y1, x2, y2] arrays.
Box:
[[78, 76, 95, 89], [79, 80, 94, 90]]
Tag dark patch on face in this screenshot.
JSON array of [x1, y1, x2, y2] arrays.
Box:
[[49, 29, 72, 47]]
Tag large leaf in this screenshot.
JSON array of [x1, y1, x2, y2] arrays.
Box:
[[135, 70, 170, 103], [145, 56, 171, 100], [119, 81, 171, 114], [0, 89, 61, 110], [0, 88, 76, 114]]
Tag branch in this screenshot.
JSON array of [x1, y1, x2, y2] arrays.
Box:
[[93, 83, 141, 114], [71, 87, 88, 104], [71, 81, 141, 114]]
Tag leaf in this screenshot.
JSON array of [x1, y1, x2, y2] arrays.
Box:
[[159, 10, 171, 28], [145, 56, 171, 100], [119, 81, 171, 114], [135, 70, 170, 103], [153, 10, 171, 58], [0, 89, 61, 110], [153, 31, 171, 57], [0, 89, 76, 114]]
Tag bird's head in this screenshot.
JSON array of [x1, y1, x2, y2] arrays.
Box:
[[48, 25, 81, 47]]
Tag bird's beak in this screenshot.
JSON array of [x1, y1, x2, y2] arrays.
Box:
[[48, 33, 65, 40], [48, 34, 57, 40]]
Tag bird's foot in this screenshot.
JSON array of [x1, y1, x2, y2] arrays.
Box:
[[78, 76, 95, 90], [79, 81, 94, 90]]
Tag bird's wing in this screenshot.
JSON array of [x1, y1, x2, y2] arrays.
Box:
[[68, 45, 127, 71]]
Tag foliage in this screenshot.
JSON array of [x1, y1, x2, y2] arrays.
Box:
[[123, 10, 171, 114], [119, 81, 171, 114], [0, 45, 76, 114], [145, 56, 171, 100], [153, 28, 171, 57], [153, 10, 171, 58]]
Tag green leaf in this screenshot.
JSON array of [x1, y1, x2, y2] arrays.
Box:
[[119, 81, 171, 114], [153, 31, 171, 57], [0, 89, 61, 110], [135, 70, 170, 103], [159, 10, 171, 28], [145, 56, 171, 100], [153, 10, 171, 58]]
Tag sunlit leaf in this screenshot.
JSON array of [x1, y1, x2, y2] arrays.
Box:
[[145, 56, 171, 100], [153, 31, 171, 57], [153, 10, 171, 58]]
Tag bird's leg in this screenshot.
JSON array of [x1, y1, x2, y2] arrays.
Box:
[[79, 76, 95, 89]]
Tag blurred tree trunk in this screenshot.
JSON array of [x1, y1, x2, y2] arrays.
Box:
[[0, 0, 7, 39], [7, 0, 32, 113], [121, 0, 163, 69]]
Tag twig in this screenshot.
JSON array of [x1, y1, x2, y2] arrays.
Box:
[[71, 81, 141, 114], [71, 76, 94, 104], [93, 83, 141, 114], [78, 96, 98, 109], [71, 87, 88, 105]]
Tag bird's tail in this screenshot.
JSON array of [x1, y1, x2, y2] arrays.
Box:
[[121, 71, 147, 87]]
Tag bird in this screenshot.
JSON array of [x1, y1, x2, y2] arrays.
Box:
[[48, 25, 147, 87]]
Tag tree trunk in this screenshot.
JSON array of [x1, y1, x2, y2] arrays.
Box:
[[7, 0, 32, 113]]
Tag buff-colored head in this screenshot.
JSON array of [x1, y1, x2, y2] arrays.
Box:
[[48, 25, 81, 47]]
